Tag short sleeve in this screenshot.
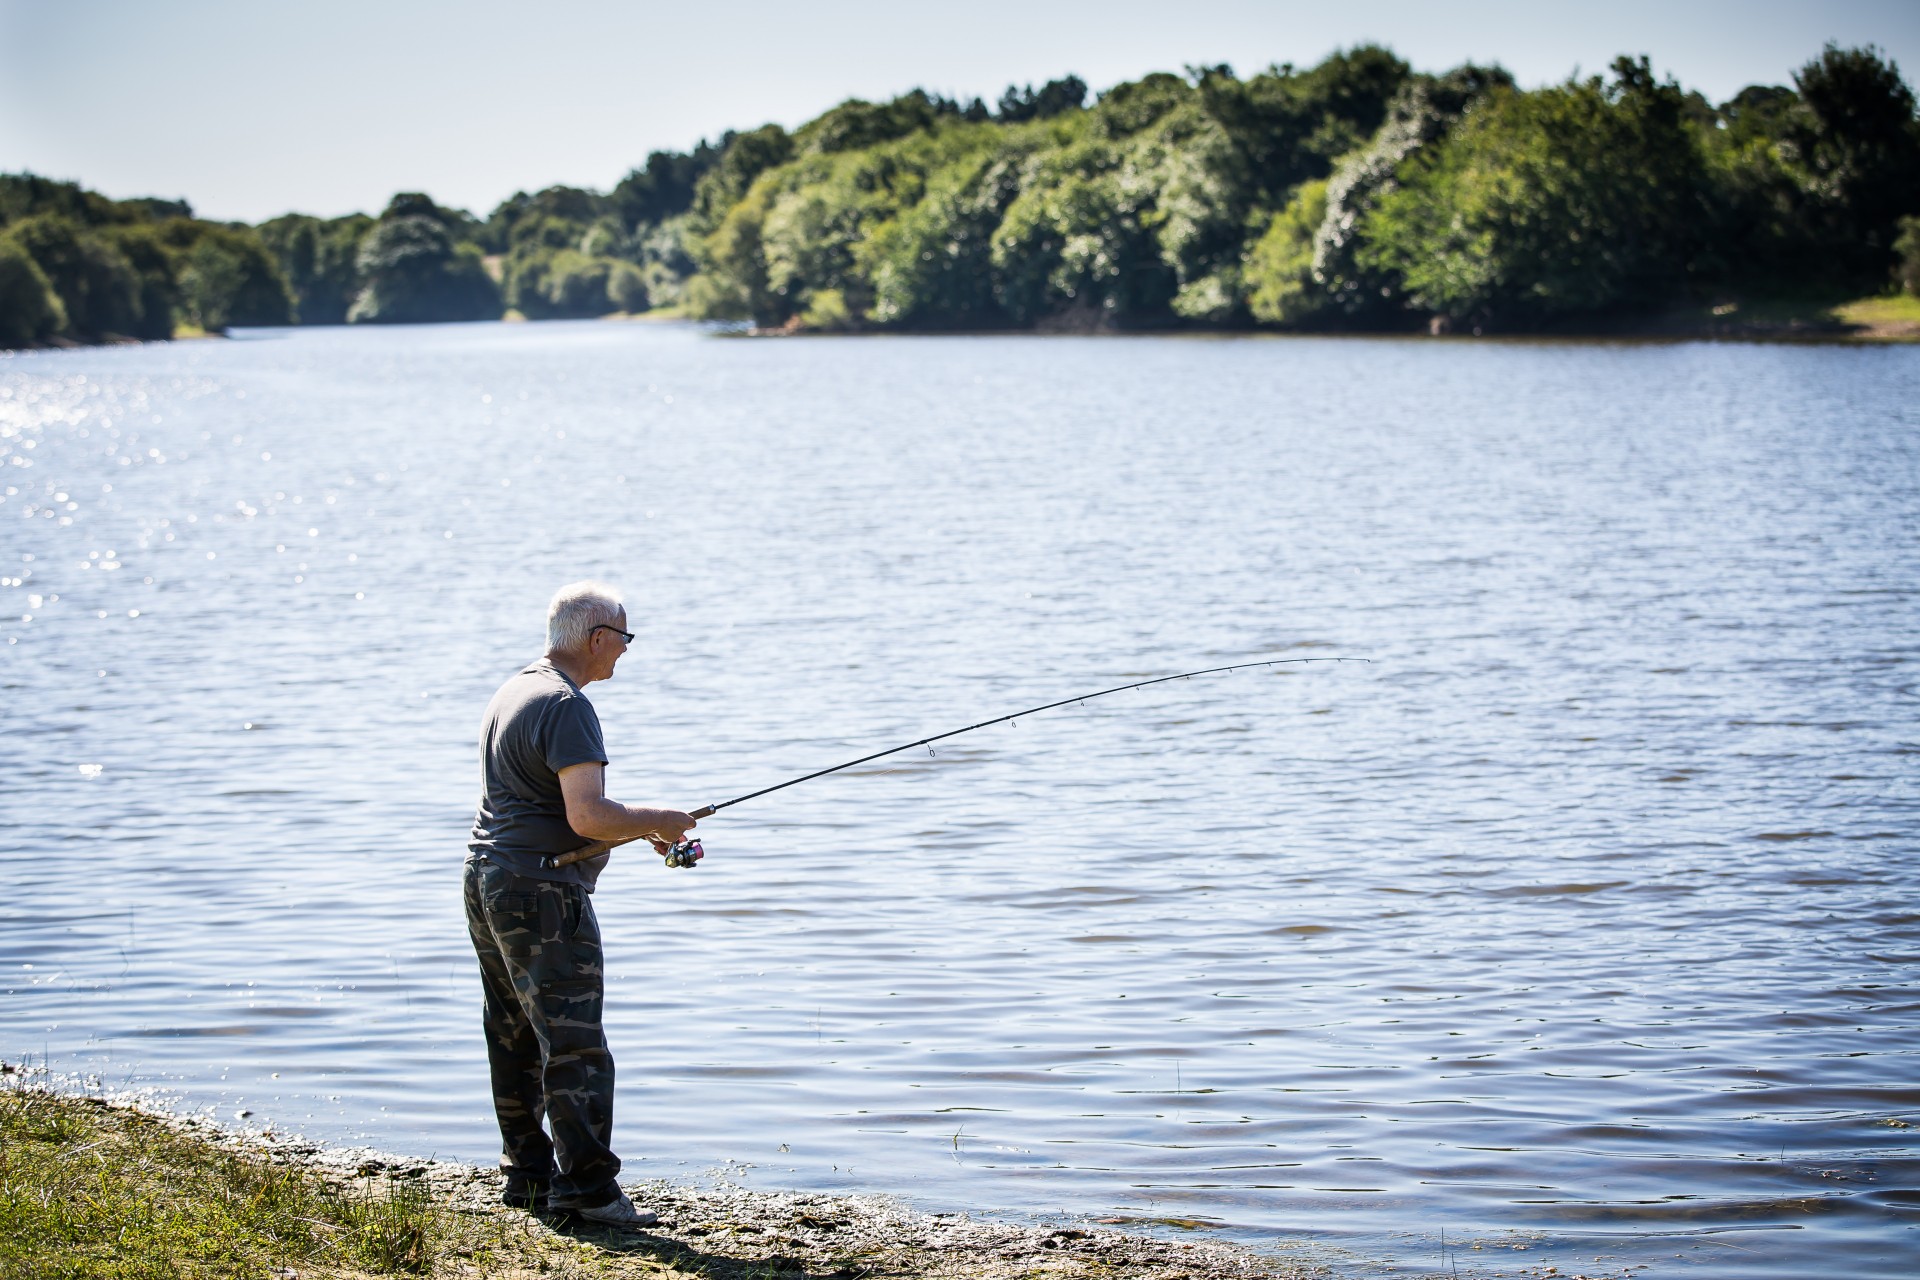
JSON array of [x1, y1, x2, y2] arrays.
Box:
[[543, 695, 608, 774]]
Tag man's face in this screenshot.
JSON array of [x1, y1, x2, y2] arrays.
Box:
[[590, 607, 631, 681]]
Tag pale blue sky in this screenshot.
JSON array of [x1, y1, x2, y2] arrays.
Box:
[[3, 0, 1916, 223]]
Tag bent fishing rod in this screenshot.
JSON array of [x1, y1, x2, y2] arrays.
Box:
[[551, 655, 1369, 869]]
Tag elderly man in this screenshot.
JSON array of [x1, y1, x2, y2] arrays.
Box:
[[465, 581, 695, 1227]]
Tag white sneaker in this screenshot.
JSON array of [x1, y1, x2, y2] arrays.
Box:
[[572, 1189, 658, 1228]]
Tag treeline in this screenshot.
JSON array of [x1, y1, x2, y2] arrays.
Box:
[[3, 44, 1917, 346], [681, 44, 1920, 332]]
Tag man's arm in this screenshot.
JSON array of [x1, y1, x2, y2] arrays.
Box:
[[558, 763, 696, 846]]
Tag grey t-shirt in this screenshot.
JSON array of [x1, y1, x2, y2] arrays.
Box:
[[468, 658, 609, 889]]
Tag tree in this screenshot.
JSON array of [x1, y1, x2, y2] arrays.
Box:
[[177, 225, 294, 330], [1358, 58, 1711, 327], [607, 260, 649, 313], [100, 224, 181, 339], [611, 145, 719, 231], [257, 213, 372, 324], [1195, 48, 1412, 209], [690, 126, 796, 230], [1307, 63, 1512, 325], [997, 76, 1088, 123], [1895, 214, 1920, 295], [348, 213, 500, 324], [1245, 179, 1329, 324], [798, 90, 967, 155], [3, 213, 142, 337], [1784, 44, 1920, 286], [0, 235, 66, 345]]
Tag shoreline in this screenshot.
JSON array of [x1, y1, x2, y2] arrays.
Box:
[[6, 294, 1918, 354], [0, 1074, 1312, 1279]]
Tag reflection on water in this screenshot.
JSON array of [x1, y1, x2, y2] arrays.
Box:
[[3, 323, 1917, 1277]]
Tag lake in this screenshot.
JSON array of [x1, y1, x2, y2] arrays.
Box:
[[3, 321, 1916, 1277]]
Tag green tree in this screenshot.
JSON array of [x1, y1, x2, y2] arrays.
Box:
[[607, 260, 649, 312], [611, 145, 720, 231], [99, 224, 181, 339], [1245, 179, 1329, 324], [171, 223, 294, 330], [506, 246, 629, 319], [1895, 214, 1920, 295], [3, 213, 142, 337], [1195, 47, 1411, 209], [690, 126, 796, 230], [1784, 44, 1920, 286], [0, 235, 66, 345], [996, 76, 1088, 123], [257, 213, 372, 324], [348, 209, 500, 324], [0, 173, 120, 228], [1358, 58, 1711, 327], [797, 90, 966, 156], [1307, 63, 1512, 325]]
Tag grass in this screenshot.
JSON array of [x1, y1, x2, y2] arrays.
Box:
[[0, 1085, 918, 1280], [1831, 292, 1920, 330], [1654, 291, 1920, 340], [0, 1084, 519, 1278]]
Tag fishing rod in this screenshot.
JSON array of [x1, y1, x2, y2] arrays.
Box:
[[550, 655, 1370, 869]]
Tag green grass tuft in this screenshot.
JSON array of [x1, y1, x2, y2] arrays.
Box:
[[0, 1085, 461, 1276]]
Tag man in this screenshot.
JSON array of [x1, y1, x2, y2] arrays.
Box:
[[465, 581, 695, 1227]]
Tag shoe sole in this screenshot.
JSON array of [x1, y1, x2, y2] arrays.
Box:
[[548, 1206, 658, 1229]]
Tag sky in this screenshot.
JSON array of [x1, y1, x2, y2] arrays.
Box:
[[3, 0, 1918, 224]]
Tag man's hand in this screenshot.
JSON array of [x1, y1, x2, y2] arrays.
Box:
[[558, 763, 697, 845]]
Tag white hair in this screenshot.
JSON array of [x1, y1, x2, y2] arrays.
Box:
[[547, 580, 625, 652]]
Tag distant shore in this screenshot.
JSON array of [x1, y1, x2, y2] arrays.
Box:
[[759, 294, 1920, 341], [0, 1076, 1301, 1280], [5, 294, 1915, 353]]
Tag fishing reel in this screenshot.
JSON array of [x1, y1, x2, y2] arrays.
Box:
[[662, 837, 704, 869]]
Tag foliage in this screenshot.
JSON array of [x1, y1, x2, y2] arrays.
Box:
[[798, 89, 973, 156], [1896, 214, 1920, 295], [169, 222, 295, 330], [348, 199, 500, 324], [1305, 64, 1513, 325], [1, 213, 144, 337], [97, 224, 181, 340], [257, 212, 372, 324], [0, 235, 66, 345], [612, 144, 721, 230], [1196, 46, 1411, 209], [0, 173, 189, 230], [1782, 44, 1920, 286], [996, 76, 1087, 123], [1357, 58, 1713, 327], [0, 172, 294, 343], [1245, 179, 1329, 324], [691, 125, 797, 230], [6, 43, 1915, 343], [508, 246, 624, 318], [677, 50, 1440, 330]]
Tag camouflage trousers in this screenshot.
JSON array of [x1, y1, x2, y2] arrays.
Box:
[[463, 858, 620, 1209]]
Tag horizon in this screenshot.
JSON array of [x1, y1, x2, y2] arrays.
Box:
[[3, 0, 1918, 224]]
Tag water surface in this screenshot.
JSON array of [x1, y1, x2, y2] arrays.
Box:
[[3, 323, 1916, 1277]]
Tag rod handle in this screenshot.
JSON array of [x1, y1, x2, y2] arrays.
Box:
[[550, 839, 617, 869], [690, 804, 717, 820]]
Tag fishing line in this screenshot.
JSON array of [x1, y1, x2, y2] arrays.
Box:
[[552, 655, 1369, 868]]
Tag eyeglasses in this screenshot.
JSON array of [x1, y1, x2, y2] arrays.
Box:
[[593, 624, 634, 645]]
